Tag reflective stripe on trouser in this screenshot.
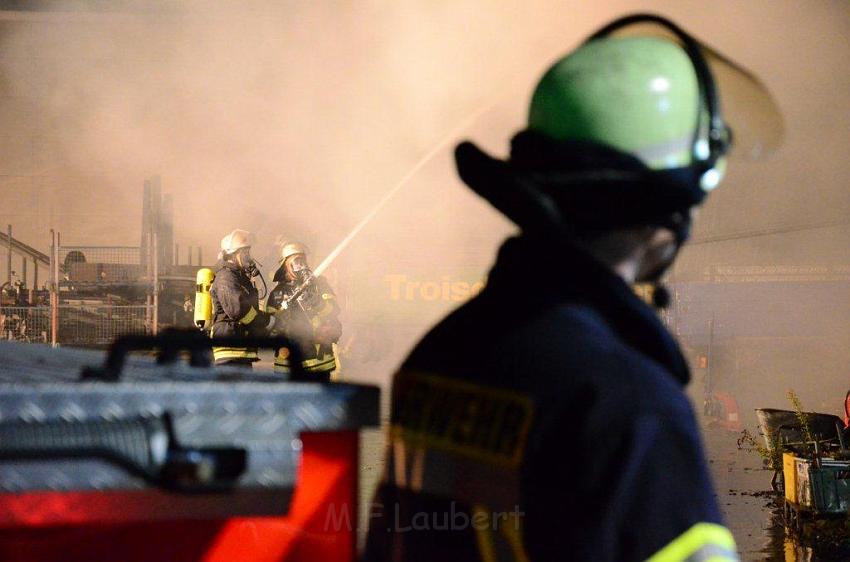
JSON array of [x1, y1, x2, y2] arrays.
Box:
[[213, 347, 259, 362], [274, 352, 336, 374], [211, 323, 258, 362], [647, 523, 738, 562]]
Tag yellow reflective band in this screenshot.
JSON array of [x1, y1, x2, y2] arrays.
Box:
[[647, 523, 738, 562], [391, 372, 534, 468], [275, 358, 336, 371], [470, 504, 529, 562], [472, 504, 496, 562], [304, 357, 336, 372], [265, 305, 278, 314], [500, 511, 530, 562], [213, 347, 258, 360], [239, 306, 258, 325]]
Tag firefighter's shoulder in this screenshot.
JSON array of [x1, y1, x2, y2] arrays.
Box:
[[510, 301, 695, 423], [212, 265, 241, 284]]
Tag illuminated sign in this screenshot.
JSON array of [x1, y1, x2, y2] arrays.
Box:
[[384, 274, 486, 302]]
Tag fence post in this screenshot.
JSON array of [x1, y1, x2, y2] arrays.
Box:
[[49, 230, 58, 348], [6, 225, 11, 286], [145, 249, 152, 333], [152, 229, 159, 336], [141, 180, 151, 278]]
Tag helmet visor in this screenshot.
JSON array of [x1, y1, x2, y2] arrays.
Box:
[[288, 255, 308, 272], [589, 16, 784, 161], [701, 45, 784, 159]]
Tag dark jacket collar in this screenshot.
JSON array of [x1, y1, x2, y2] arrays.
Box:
[[487, 236, 690, 385]]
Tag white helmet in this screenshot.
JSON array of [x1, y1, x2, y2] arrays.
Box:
[[220, 229, 253, 254], [279, 241, 308, 264]]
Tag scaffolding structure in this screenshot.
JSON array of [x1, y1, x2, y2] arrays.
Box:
[[45, 229, 156, 347], [2, 178, 201, 348]]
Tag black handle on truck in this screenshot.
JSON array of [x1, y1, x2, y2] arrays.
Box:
[[81, 328, 307, 381]]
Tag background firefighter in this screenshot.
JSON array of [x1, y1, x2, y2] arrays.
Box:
[[209, 229, 275, 366], [266, 241, 342, 381]]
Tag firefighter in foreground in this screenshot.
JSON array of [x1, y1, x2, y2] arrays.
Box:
[[209, 229, 275, 366], [365, 14, 783, 562], [266, 242, 341, 381]]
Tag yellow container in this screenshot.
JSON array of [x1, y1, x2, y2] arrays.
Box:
[[194, 268, 215, 330], [784, 452, 798, 504]]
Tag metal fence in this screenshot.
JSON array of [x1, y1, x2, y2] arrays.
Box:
[[1, 305, 152, 346], [56, 305, 150, 346], [59, 246, 141, 267], [19, 234, 161, 346], [0, 307, 52, 343]]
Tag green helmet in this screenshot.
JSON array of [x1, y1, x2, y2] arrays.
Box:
[[524, 15, 782, 194], [530, 36, 700, 173], [455, 14, 782, 238]]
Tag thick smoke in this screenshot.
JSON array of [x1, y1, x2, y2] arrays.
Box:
[[0, 1, 848, 405]]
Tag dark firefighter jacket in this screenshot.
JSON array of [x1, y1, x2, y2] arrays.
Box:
[[209, 260, 271, 363], [266, 275, 341, 377], [363, 235, 737, 562]]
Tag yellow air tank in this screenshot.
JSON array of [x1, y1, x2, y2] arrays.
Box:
[[194, 268, 215, 330]]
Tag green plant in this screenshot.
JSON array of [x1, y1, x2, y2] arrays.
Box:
[[737, 428, 782, 472], [787, 389, 815, 458]]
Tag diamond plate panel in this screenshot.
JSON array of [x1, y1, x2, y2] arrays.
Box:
[[0, 341, 379, 495]]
